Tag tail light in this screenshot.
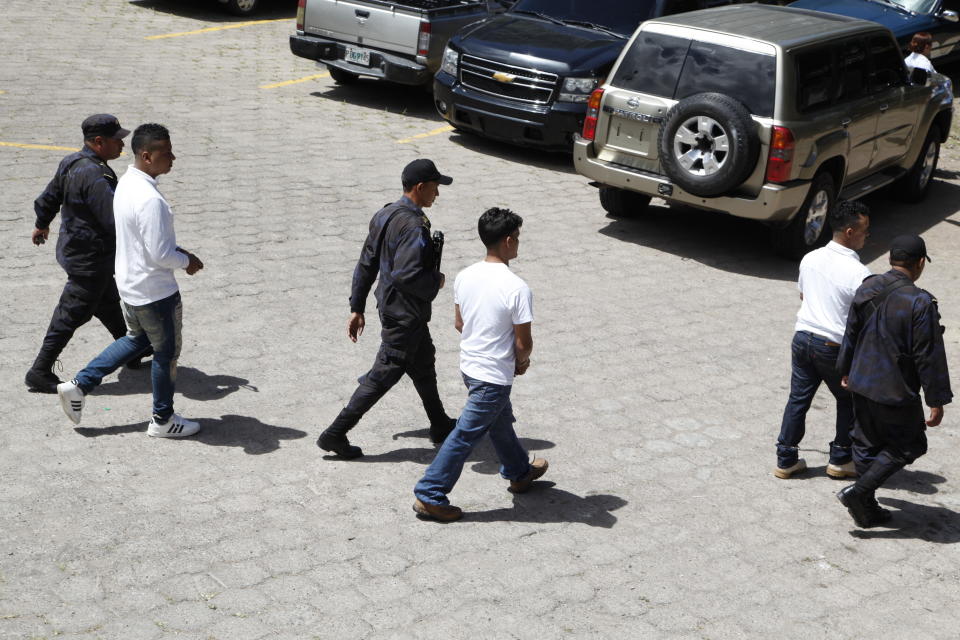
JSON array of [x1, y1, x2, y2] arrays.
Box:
[[582, 88, 605, 141], [418, 21, 431, 57], [296, 0, 306, 32], [765, 126, 795, 183]]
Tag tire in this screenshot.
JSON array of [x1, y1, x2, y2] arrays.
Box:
[[224, 0, 258, 15], [892, 125, 940, 203], [657, 93, 759, 197], [328, 65, 359, 85], [599, 187, 652, 217], [771, 172, 835, 260]]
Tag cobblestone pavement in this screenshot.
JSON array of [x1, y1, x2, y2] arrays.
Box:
[[2, 1, 960, 638]]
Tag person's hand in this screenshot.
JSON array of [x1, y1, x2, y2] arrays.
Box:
[[515, 358, 530, 376], [348, 312, 365, 343], [185, 252, 204, 275], [439, 272, 445, 289], [841, 375, 849, 390], [926, 406, 944, 427], [32, 228, 49, 245]]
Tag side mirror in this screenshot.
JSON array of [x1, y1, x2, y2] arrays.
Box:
[[939, 9, 959, 22], [909, 66, 930, 85]]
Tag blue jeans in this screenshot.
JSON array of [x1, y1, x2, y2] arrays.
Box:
[[75, 292, 182, 422], [414, 374, 532, 506], [777, 331, 854, 468]]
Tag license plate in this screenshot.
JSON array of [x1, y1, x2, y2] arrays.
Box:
[[344, 45, 370, 66], [606, 119, 652, 156]]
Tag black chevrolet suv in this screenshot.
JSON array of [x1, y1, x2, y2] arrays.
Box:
[[433, 0, 725, 151]]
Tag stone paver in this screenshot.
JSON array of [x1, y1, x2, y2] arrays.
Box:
[[2, 1, 960, 638]]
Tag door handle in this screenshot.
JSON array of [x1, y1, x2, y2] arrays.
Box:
[[355, 9, 370, 17], [879, 104, 889, 112], [840, 118, 851, 128]]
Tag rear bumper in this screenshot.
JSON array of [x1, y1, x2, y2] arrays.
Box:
[[433, 70, 583, 152], [573, 136, 810, 222], [289, 34, 430, 86]]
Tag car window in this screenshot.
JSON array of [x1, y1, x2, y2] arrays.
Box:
[[611, 32, 691, 97], [510, 0, 658, 35], [796, 46, 835, 113], [835, 39, 869, 103], [674, 41, 777, 117], [868, 34, 907, 92]]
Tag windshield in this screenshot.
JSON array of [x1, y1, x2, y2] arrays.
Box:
[[876, 0, 940, 13], [510, 0, 658, 35]]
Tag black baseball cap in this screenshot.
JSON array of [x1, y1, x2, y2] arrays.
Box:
[[81, 114, 130, 140], [890, 234, 932, 262], [402, 158, 453, 187]]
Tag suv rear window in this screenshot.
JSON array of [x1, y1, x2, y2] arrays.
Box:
[[612, 33, 776, 117]]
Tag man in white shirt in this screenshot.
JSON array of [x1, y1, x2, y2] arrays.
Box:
[[413, 208, 547, 521], [57, 124, 204, 438], [775, 201, 871, 478], [904, 32, 936, 74]]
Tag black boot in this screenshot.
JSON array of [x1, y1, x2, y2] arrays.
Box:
[[865, 490, 892, 524], [25, 367, 62, 394], [837, 485, 880, 528], [318, 423, 363, 459]]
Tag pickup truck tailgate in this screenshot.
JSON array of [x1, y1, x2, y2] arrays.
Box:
[[304, 0, 422, 56]]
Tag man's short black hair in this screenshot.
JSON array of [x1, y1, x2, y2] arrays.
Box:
[[829, 200, 869, 234], [478, 207, 523, 247], [131, 123, 170, 155]]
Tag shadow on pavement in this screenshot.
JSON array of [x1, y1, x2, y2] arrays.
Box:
[[447, 130, 577, 174], [95, 366, 257, 401], [310, 84, 440, 122], [598, 177, 960, 280], [129, 0, 297, 21], [75, 414, 306, 454], [349, 432, 555, 470], [851, 497, 960, 543], [884, 468, 947, 495], [466, 482, 627, 528]]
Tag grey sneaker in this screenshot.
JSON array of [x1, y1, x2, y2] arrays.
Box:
[[147, 413, 201, 438], [773, 458, 807, 479], [57, 380, 85, 425]]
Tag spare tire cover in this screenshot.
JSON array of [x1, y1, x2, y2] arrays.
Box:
[[657, 92, 760, 198]]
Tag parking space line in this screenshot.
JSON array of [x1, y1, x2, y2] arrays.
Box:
[[396, 125, 454, 144], [0, 141, 77, 152], [146, 18, 289, 40], [260, 72, 330, 89]]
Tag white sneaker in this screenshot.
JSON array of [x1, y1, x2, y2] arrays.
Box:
[[147, 413, 201, 438], [57, 380, 85, 425]]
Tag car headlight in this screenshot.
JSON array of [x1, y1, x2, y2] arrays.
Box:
[[440, 46, 459, 77], [558, 77, 599, 103]]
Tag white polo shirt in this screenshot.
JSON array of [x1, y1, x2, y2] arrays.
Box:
[[113, 166, 189, 306], [795, 241, 871, 344], [904, 52, 935, 73]]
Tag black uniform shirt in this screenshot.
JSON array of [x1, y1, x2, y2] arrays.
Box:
[[34, 146, 118, 276], [838, 269, 953, 408], [349, 196, 442, 325]]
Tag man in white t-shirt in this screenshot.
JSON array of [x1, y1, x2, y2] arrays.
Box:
[[413, 208, 547, 521], [775, 201, 871, 479], [57, 123, 205, 438]]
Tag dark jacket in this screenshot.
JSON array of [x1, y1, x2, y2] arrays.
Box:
[[34, 146, 118, 276], [349, 196, 442, 326], [838, 269, 952, 408]]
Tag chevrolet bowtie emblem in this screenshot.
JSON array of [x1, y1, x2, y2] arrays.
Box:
[[492, 72, 516, 83]]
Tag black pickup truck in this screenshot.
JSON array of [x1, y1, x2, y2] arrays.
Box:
[[434, 0, 727, 151]]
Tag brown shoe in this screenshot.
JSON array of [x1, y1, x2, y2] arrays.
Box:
[[509, 458, 549, 493], [413, 499, 462, 522]]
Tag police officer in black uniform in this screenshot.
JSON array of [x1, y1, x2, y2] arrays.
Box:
[[318, 159, 457, 459], [25, 114, 145, 393], [836, 235, 952, 528]]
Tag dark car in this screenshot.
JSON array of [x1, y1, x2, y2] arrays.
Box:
[[789, 0, 960, 64], [433, 0, 721, 151]]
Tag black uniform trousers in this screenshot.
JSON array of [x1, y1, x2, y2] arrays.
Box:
[[32, 270, 127, 371], [327, 316, 447, 436], [851, 393, 928, 492]]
